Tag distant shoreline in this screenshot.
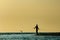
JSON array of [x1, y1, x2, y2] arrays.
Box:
[[0, 32, 60, 36]]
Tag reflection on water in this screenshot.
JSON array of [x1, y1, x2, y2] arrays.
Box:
[[0, 34, 60, 40]]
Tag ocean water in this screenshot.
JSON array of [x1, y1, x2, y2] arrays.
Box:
[[0, 34, 60, 40]]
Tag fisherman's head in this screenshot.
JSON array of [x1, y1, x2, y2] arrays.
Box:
[[36, 24, 38, 26]]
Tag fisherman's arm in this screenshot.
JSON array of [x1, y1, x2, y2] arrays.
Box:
[[34, 26, 36, 29], [38, 27, 39, 30]]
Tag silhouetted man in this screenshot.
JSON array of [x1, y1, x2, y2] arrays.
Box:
[[34, 24, 39, 35]]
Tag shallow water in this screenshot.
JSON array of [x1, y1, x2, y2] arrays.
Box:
[[0, 34, 60, 40]]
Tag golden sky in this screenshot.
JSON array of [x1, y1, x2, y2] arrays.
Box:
[[0, 0, 60, 32]]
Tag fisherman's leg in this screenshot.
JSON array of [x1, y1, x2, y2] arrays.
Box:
[[36, 29, 38, 35]]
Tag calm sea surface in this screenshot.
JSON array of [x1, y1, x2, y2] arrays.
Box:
[[0, 34, 60, 40]]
